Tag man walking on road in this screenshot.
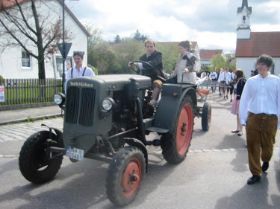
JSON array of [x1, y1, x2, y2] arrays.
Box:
[[239, 54, 280, 185]]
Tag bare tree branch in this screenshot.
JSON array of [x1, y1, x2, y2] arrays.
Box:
[[0, 18, 38, 58], [15, 0, 37, 35], [2, 10, 38, 45]]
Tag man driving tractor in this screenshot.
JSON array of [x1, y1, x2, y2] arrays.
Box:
[[128, 39, 165, 106]]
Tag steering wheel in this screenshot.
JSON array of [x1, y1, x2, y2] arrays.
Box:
[[128, 61, 166, 82]]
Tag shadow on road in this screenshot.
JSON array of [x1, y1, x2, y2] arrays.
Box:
[[216, 134, 246, 150], [0, 151, 177, 209], [214, 174, 280, 209]]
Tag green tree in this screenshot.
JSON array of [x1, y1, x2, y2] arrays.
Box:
[[114, 35, 121, 43], [210, 54, 227, 71], [224, 53, 236, 71], [88, 42, 116, 74], [133, 30, 147, 41], [156, 42, 178, 73], [84, 24, 103, 49], [110, 39, 143, 74]]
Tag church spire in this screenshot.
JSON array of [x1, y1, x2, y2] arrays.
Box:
[[237, 0, 252, 39], [237, 0, 252, 14], [242, 0, 248, 8]]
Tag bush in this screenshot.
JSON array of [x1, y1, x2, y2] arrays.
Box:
[[0, 75, 4, 85]]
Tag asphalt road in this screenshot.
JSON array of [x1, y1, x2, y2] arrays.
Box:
[[0, 92, 279, 209]]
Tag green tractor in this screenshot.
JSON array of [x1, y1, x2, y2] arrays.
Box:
[[19, 74, 211, 206]]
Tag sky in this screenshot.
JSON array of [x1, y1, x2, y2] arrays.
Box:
[[66, 0, 280, 53]]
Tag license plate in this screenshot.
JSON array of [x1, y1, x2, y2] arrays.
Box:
[[66, 147, 84, 161]]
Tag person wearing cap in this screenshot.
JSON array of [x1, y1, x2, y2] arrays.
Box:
[[66, 51, 95, 81], [128, 39, 164, 105], [239, 54, 280, 185]]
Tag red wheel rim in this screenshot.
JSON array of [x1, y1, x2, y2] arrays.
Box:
[[176, 104, 193, 156], [121, 158, 142, 198]]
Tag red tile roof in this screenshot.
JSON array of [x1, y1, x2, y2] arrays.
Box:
[[236, 32, 280, 57], [200, 49, 223, 60]]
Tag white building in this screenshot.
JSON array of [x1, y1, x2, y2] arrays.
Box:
[[0, 0, 89, 79], [235, 0, 280, 78]]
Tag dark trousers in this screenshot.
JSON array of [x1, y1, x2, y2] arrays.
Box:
[[246, 112, 278, 176]]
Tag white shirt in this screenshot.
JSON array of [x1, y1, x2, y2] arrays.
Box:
[[209, 72, 217, 80], [218, 71, 226, 82], [239, 74, 280, 127], [225, 72, 234, 84], [66, 66, 95, 81]]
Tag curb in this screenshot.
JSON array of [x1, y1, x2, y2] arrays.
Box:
[[0, 113, 63, 126]]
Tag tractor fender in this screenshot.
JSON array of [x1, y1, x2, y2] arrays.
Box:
[[153, 84, 196, 131], [41, 124, 63, 141], [124, 138, 148, 172]]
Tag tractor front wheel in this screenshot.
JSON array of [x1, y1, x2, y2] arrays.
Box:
[[106, 146, 145, 206], [19, 131, 64, 184]]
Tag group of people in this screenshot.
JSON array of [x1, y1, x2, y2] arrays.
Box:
[[65, 41, 280, 187], [208, 68, 236, 102], [67, 39, 200, 105], [128, 39, 209, 105]]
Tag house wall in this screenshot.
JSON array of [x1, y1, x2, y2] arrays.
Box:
[[0, 0, 88, 79], [200, 60, 210, 66], [236, 57, 280, 79]]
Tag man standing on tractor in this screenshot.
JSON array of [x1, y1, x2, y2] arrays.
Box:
[[167, 40, 198, 84], [128, 39, 165, 106]]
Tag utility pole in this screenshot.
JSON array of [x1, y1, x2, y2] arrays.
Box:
[[62, 0, 66, 93]]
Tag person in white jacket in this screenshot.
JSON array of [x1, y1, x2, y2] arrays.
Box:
[[170, 40, 197, 84]]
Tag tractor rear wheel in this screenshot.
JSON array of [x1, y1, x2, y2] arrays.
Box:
[[19, 131, 64, 184], [106, 146, 145, 206], [161, 96, 194, 164], [201, 102, 212, 131]]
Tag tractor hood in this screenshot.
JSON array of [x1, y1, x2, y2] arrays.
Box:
[[67, 74, 151, 91]]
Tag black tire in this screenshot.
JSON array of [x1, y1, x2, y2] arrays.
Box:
[[106, 146, 145, 206], [19, 131, 64, 184], [201, 102, 211, 131], [161, 96, 194, 164]]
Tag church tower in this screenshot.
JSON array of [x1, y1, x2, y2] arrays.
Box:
[[237, 0, 252, 39]]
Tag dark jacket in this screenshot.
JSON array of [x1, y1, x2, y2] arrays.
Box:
[[236, 78, 246, 100], [139, 50, 164, 81], [182, 54, 196, 72]]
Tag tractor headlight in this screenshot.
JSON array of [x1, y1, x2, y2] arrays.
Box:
[[101, 98, 114, 112], [54, 93, 65, 105]]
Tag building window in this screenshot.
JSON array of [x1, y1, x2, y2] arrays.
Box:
[[21, 50, 31, 68]]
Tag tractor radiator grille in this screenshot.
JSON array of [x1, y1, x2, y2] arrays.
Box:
[[79, 88, 95, 126], [65, 86, 95, 126], [65, 87, 80, 124]]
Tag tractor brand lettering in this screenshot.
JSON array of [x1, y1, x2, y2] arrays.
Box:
[[70, 82, 94, 88]]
